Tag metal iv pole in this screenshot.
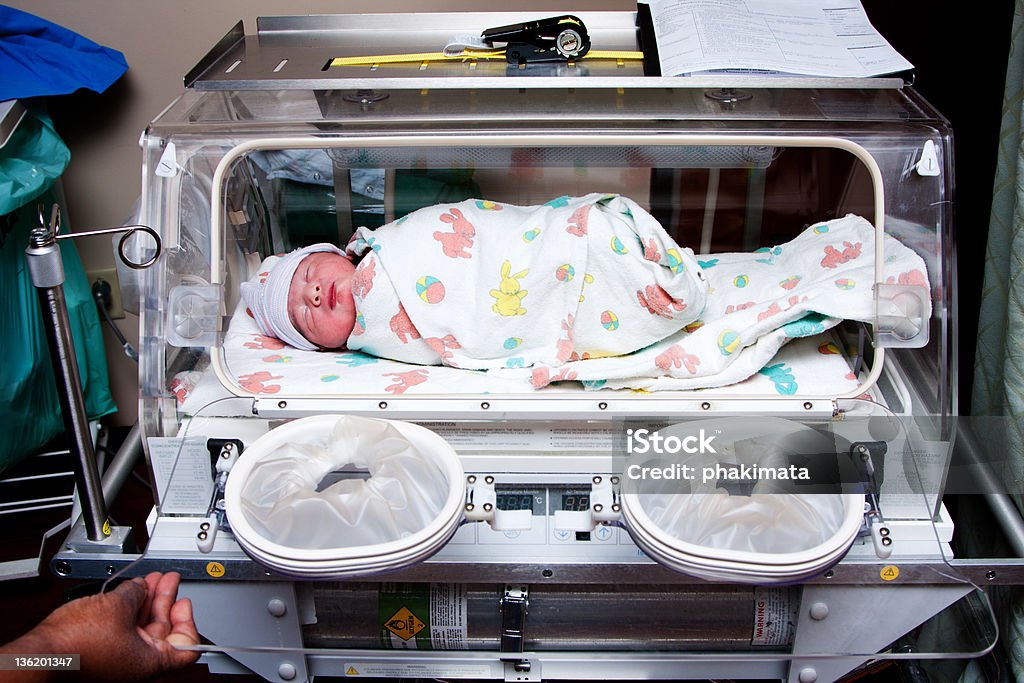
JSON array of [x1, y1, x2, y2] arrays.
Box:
[[25, 203, 160, 547]]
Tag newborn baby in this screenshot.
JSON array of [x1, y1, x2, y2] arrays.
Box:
[[242, 194, 708, 370], [241, 243, 357, 352]]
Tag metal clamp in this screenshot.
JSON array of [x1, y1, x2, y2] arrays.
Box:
[[500, 585, 529, 653], [36, 203, 162, 270], [482, 15, 591, 64]]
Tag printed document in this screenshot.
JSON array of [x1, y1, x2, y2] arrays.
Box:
[[644, 0, 913, 78]]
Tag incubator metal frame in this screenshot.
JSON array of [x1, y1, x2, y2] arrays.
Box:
[[47, 10, 1024, 683]]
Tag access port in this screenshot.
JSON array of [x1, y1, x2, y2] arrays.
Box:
[[575, 531, 591, 542]]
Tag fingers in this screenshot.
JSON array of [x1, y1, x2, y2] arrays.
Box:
[[123, 572, 200, 672], [142, 572, 181, 639], [138, 572, 161, 626], [165, 598, 201, 666], [151, 572, 182, 620], [111, 577, 149, 624]]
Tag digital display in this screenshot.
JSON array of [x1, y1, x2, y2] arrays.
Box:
[[561, 493, 591, 512], [495, 490, 544, 514], [496, 493, 534, 511]]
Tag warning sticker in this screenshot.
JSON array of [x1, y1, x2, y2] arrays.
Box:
[[416, 421, 615, 453], [384, 606, 426, 641], [205, 562, 226, 578], [751, 587, 798, 646], [880, 565, 900, 581], [379, 583, 468, 650], [343, 662, 490, 678]]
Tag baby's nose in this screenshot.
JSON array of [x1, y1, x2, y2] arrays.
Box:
[[308, 283, 321, 306]]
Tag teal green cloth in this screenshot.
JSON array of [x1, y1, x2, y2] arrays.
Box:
[[974, 1, 1024, 419], [0, 108, 70, 215], [971, 3, 1024, 682], [0, 160, 116, 474]]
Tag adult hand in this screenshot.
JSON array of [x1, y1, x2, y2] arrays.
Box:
[[2, 571, 199, 681]]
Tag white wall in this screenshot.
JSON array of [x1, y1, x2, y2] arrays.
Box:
[[5, 1, 629, 425]]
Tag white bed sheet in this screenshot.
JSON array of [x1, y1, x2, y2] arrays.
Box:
[[173, 318, 870, 416]]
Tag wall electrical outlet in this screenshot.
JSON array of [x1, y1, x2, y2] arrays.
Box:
[[86, 267, 125, 319]]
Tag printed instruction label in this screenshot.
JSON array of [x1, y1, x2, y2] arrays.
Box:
[[417, 421, 615, 453], [751, 587, 798, 646], [878, 439, 946, 520], [343, 662, 491, 677], [147, 437, 214, 514], [429, 583, 469, 649], [379, 583, 468, 650]]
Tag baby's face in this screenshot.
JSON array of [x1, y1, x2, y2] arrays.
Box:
[[287, 252, 356, 349]]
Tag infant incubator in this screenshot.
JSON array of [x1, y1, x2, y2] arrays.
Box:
[[51, 11, 1007, 683]]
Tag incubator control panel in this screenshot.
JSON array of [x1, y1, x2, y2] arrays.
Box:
[[438, 481, 651, 563]]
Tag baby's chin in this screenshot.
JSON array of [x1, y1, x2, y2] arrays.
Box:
[[313, 321, 355, 350], [311, 335, 348, 350]]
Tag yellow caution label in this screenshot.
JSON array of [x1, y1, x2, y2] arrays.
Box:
[[102, 519, 111, 536], [383, 606, 426, 641], [205, 561, 226, 578], [346, 666, 360, 676], [880, 565, 900, 581]]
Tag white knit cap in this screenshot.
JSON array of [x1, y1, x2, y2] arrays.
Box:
[[240, 243, 346, 351]]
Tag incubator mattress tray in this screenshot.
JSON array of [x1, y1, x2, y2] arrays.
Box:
[[173, 329, 872, 414]]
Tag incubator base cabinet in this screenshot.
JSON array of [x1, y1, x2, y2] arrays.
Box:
[[52, 12, 1014, 682]]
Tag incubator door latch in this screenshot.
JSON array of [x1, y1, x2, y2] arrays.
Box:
[[852, 441, 894, 560], [500, 585, 529, 653], [197, 439, 243, 553], [500, 585, 538, 680]]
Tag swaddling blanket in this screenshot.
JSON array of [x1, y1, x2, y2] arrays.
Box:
[[532, 213, 930, 391], [345, 194, 708, 369]]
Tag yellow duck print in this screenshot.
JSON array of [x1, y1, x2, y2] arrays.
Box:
[[490, 260, 529, 316]]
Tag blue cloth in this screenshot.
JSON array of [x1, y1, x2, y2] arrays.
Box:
[[0, 5, 127, 101]]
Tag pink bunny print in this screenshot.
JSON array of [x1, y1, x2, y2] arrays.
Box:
[[237, 371, 283, 394], [383, 369, 429, 394], [655, 345, 701, 374], [566, 204, 591, 237], [433, 207, 476, 258], [642, 238, 661, 262], [820, 241, 862, 269], [351, 258, 376, 298], [244, 335, 286, 350], [637, 284, 686, 319], [425, 335, 462, 362], [389, 303, 421, 343]]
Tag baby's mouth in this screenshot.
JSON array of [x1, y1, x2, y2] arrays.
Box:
[[327, 282, 336, 309]]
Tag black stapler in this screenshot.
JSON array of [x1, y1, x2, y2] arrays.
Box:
[[482, 15, 591, 64]]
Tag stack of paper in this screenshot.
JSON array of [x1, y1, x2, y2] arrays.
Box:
[[644, 0, 913, 78]]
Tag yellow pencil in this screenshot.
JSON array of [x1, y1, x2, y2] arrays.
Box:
[[329, 49, 643, 67]]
